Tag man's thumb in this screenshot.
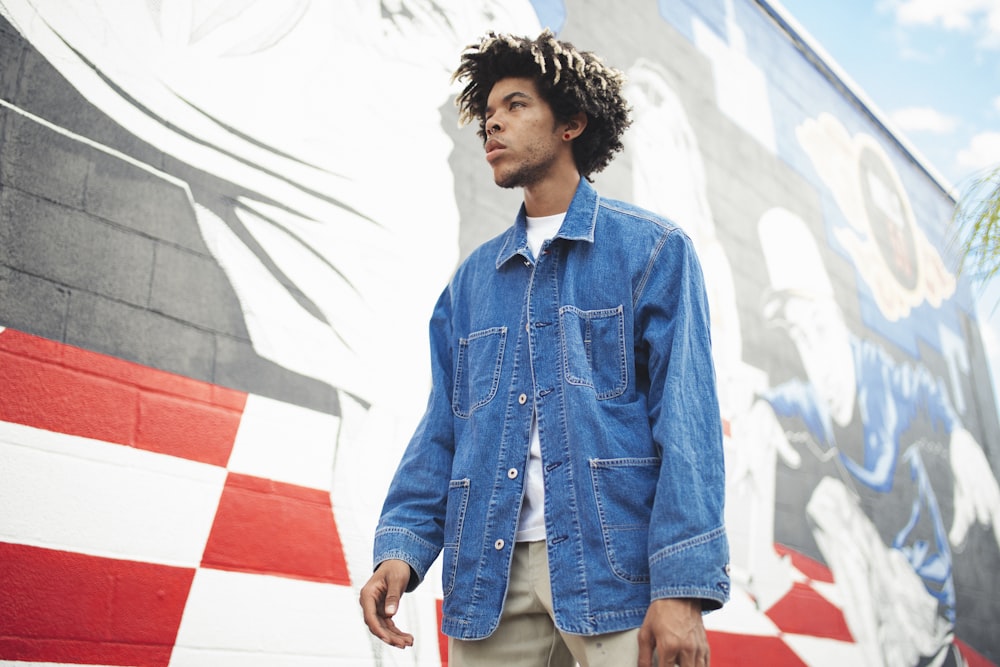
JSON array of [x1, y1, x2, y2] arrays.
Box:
[[385, 595, 400, 616], [383, 565, 408, 616]]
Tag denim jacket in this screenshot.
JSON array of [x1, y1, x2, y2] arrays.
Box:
[[374, 179, 730, 639]]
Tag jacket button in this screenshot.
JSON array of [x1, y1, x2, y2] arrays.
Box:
[[494, 539, 505, 550], [518, 393, 527, 405], [507, 468, 518, 479], [525, 322, 530, 332]]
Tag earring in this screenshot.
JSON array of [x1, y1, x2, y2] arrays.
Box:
[[564, 132, 571, 140]]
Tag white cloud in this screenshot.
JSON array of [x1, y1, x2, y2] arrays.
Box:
[[891, 0, 1000, 48], [994, 95, 1000, 113], [889, 106, 959, 133], [956, 130, 1000, 170]]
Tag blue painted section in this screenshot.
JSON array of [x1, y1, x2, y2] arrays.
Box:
[[528, 0, 566, 33]]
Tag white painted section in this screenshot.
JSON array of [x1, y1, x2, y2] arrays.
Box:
[[226, 393, 339, 491], [0, 421, 226, 567], [170, 569, 377, 667], [702, 588, 781, 635], [694, 0, 777, 153]]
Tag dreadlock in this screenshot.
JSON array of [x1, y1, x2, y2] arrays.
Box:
[[452, 30, 632, 179]]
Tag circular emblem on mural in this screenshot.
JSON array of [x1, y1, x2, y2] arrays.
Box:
[[857, 144, 918, 292]]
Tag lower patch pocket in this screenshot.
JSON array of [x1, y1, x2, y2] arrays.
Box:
[[442, 478, 470, 598], [589, 457, 658, 582]]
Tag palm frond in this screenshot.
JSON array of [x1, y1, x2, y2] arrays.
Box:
[[951, 164, 1000, 291]]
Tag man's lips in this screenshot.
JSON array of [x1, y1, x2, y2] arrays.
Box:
[[485, 138, 506, 163]]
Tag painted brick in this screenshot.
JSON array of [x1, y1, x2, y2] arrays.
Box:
[[0, 542, 194, 667], [0, 329, 244, 463], [0, 17, 23, 102], [150, 242, 248, 336], [13, 44, 166, 171], [83, 148, 206, 248], [0, 185, 156, 306], [213, 334, 341, 415], [137, 389, 242, 466], [65, 290, 217, 382], [708, 632, 808, 666], [0, 110, 90, 210], [201, 472, 350, 585], [0, 263, 70, 340]]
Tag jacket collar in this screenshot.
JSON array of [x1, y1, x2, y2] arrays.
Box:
[[495, 178, 599, 269]]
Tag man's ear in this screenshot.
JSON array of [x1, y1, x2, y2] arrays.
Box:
[[564, 111, 588, 140]]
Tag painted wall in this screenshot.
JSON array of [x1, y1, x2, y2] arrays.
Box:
[[1, 1, 998, 665]]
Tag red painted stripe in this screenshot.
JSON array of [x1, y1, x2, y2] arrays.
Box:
[[774, 543, 835, 583], [955, 639, 998, 667], [0, 329, 245, 466], [437, 598, 448, 667], [707, 630, 808, 666], [201, 472, 350, 585], [0, 330, 245, 409], [0, 541, 194, 667], [765, 581, 854, 642]]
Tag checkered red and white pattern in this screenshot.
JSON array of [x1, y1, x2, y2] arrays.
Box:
[[1, 328, 995, 666], [705, 544, 860, 665], [0, 327, 421, 666], [705, 543, 994, 666]]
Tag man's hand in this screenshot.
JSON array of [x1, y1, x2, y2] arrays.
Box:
[[359, 559, 415, 649], [637, 598, 709, 667]]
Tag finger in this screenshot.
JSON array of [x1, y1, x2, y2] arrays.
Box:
[[363, 600, 414, 648], [636, 628, 655, 667], [359, 583, 389, 638], [374, 614, 415, 648], [684, 632, 710, 667], [359, 581, 411, 648]]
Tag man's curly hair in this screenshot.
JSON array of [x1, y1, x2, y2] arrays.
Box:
[[452, 30, 631, 179]]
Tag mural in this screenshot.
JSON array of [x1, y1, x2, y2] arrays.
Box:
[[1, 0, 998, 665]]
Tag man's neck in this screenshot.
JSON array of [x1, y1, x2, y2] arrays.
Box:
[[522, 169, 581, 218]]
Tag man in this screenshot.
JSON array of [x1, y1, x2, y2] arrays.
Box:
[[359, 30, 729, 667]]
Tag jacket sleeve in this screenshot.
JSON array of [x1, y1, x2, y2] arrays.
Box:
[[371, 283, 457, 591], [637, 228, 730, 610]]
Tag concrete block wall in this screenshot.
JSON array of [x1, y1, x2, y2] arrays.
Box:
[[1, 1, 998, 665]]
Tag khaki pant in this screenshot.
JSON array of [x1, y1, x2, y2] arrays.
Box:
[[448, 541, 647, 667]]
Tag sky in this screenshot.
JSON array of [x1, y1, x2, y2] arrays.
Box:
[[773, 0, 1000, 411], [775, 0, 1000, 188]]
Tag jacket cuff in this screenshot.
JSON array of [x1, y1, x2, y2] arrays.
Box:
[[649, 526, 730, 611], [373, 526, 441, 593]]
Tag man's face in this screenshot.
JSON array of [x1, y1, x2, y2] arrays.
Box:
[[482, 76, 563, 189]]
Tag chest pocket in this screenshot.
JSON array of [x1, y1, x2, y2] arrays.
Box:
[[452, 326, 507, 418], [559, 305, 627, 400]]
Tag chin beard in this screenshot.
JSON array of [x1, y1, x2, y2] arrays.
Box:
[[494, 155, 556, 189]]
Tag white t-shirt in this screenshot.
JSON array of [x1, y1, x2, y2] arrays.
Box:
[[516, 212, 565, 542]]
